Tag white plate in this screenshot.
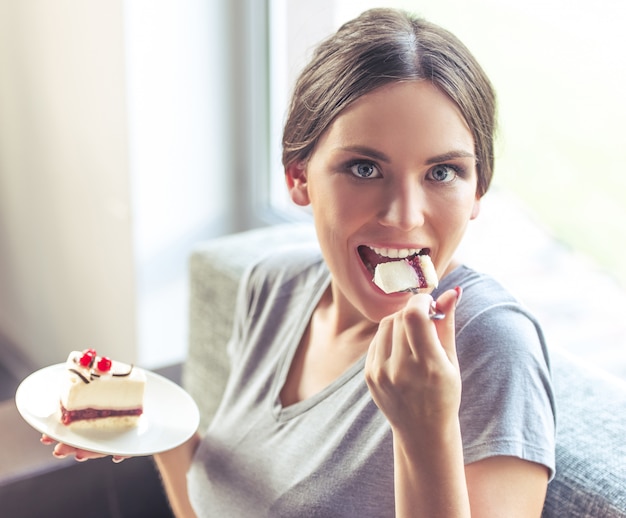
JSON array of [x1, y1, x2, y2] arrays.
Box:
[[15, 363, 200, 456]]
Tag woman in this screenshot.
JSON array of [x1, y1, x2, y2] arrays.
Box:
[[46, 8, 555, 517]]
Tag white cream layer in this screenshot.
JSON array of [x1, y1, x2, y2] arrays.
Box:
[[60, 351, 146, 410], [373, 255, 438, 294]]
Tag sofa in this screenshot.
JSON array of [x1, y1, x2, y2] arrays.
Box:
[[183, 223, 626, 517]]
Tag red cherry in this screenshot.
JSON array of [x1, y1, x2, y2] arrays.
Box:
[[79, 350, 96, 367], [97, 356, 112, 372]]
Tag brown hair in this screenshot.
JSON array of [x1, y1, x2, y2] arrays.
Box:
[[282, 8, 497, 196]]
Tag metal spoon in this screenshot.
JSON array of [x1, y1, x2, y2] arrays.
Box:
[[428, 301, 445, 320], [403, 288, 445, 320]]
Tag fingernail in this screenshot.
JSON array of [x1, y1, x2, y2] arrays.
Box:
[[75, 455, 88, 462], [53, 451, 67, 459], [112, 456, 125, 464], [454, 286, 463, 307]]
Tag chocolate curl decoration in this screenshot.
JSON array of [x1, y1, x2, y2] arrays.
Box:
[[68, 368, 90, 384], [112, 365, 134, 377]]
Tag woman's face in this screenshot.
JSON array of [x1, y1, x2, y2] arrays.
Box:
[[286, 80, 480, 322]]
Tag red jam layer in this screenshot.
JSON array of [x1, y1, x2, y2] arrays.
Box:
[[60, 404, 143, 425], [407, 256, 428, 288]]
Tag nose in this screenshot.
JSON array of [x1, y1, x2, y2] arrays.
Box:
[[378, 180, 427, 230]]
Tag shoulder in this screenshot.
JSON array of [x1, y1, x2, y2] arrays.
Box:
[[228, 243, 327, 358], [235, 242, 328, 321], [438, 265, 520, 313], [244, 242, 326, 295], [439, 265, 543, 348], [447, 267, 556, 476], [441, 266, 552, 401]]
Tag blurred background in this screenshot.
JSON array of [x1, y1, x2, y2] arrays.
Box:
[[1, 0, 624, 381]]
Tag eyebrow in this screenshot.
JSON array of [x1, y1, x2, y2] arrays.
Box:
[[339, 146, 475, 164], [340, 145, 391, 163], [425, 150, 476, 165]]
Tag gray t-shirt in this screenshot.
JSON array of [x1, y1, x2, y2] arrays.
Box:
[[188, 244, 556, 517]]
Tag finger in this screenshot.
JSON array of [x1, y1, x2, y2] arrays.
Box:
[[53, 442, 107, 461], [366, 315, 391, 389], [367, 314, 394, 366], [403, 294, 440, 358], [433, 286, 462, 363], [40, 434, 55, 445], [392, 307, 413, 360], [52, 442, 77, 458]]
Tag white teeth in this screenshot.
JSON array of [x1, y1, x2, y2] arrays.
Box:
[[371, 246, 422, 259]]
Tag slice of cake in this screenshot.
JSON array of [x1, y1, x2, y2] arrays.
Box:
[[373, 254, 438, 294], [59, 349, 146, 429]]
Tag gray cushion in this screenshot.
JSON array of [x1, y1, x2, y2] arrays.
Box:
[[184, 223, 626, 516], [542, 349, 626, 517]]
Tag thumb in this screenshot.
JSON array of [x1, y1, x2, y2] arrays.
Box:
[[433, 286, 462, 362]]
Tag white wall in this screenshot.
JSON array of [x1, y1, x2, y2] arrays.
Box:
[[0, 0, 236, 372]]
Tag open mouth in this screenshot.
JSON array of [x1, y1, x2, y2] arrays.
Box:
[[358, 245, 431, 276], [359, 245, 438, 294]]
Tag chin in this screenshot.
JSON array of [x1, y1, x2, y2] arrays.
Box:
[[357, 287, 411, 323]]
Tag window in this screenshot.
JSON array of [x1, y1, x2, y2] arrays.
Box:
[[265, 0, 626, 378]]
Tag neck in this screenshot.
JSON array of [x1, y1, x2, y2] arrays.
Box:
[[317, 282, 378, 350]]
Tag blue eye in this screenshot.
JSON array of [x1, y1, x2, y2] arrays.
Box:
[[428, 164, 459, 183], [350, 162, 380, 179]]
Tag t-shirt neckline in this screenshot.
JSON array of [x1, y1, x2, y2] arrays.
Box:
[[271, 269, 367, 422]]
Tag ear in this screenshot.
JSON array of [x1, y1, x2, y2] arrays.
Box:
[[470, 196, 481, 220], [285, 161, 311, 206]]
